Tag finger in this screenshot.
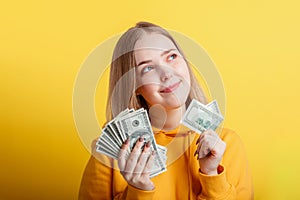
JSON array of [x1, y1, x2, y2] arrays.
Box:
[[204, 130, 221, 151], [196, 132, 209, 155], [194, 149, 198, 157], [196, 135, 200, 145], [194, 138, 202, 157], [198, 143, 211, 158], [196, 130, 218, 157], [118, 139, 130, 172], [198, 134, 215, 159], [195, 133, 207, 157], [211, 136, 220, 151], [134, 141, 151, 174], [142, 151, 155, 175], [197, 129, 215, 143], [204, 129, 214, 134], [124, 137, 144, 174]]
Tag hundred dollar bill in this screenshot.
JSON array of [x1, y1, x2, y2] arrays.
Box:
[[113, 108, 133, 142], [96, 143, 119, 160], [118, 109, 166, 177], [206, 100, 222, 117], [96, 108, 168, 178], [181, 99, 224, 134]]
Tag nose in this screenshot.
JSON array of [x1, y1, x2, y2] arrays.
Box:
[[161, 72, 171, 82], [159, 66, 173, 82]]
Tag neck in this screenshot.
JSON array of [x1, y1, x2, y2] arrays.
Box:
[[149, 104, 186, 131]]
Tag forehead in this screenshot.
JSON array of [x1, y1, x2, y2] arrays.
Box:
[[134, 33, 178, 61]]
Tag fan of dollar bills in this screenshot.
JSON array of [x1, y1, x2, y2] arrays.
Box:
[[96, 99, 223, 177], [96, 108, 167, 178]]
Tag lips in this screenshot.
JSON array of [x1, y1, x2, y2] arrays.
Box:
[[160, 81, 181, 93]]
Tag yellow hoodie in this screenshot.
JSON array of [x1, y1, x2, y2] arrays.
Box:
[[79, 126, 253, 199]]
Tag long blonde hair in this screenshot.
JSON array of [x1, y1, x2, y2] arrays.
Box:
[[106, 21, 207, 121]]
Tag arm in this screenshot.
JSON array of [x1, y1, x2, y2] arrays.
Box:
[[78, 139, 157, 200], [195, 129, 253, 200], [78, 140, 113, 200]]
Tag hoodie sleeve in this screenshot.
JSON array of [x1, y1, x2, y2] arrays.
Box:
[[197, 129, 254, 200]]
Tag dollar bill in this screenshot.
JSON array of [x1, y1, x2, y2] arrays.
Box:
[[96, 143, 119, 160], [181, 99, 224, 134], [118, 109, 166, 178], [95, 108, 167, 178], [206, 100, 222, 117]]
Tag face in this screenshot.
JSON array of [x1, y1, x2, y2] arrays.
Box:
[[134, 33, 191, 110]]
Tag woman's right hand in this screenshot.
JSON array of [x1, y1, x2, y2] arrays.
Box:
[[118, 137, 155, 191]]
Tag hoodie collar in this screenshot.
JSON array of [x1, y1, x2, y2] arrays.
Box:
[[152, 124, 194, 137]]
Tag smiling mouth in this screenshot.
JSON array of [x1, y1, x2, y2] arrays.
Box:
[[160, 81, 181, 93]]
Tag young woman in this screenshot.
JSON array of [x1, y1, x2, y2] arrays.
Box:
[[79, 21, 253, 199]]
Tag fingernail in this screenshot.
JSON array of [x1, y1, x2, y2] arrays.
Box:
[[139, 137, 143, 142], [125, 139, 129, 144], [146, 141, 151, 147], [196, 135, 201, 144]]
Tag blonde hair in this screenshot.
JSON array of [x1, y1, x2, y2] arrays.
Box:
[[106, 21, 207, 121]]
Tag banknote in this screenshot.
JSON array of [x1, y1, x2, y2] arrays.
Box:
[[96, 108, 167, 178], [181, 99, 224, 134], [207, 100, 222, 117], [118, 109, 166, 177]]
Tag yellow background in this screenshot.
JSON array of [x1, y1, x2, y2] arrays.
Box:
[[1, 0, 299, 199]]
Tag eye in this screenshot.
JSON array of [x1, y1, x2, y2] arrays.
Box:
[[167, 53, 177, 61], [142, 65, 154, 74]]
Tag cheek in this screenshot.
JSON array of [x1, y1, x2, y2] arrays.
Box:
[[137, 85, 161, 106], [182, 69, 191, 85], [175, 62, 191, 85], [136, 72, 161, 89], [183, 65, 191, 85], [137, 85, 158, 97]]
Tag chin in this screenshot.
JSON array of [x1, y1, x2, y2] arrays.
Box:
[[162, 100, 187, 111]]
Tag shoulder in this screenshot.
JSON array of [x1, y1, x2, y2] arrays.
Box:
[[219, 128, 243, 143], [218, 128, 249, 163], [219, 128, 246, 152]]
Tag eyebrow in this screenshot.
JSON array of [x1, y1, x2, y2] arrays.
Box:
[[136, 48, 177, 67]]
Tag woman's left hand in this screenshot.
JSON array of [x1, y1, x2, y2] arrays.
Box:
[[194, 129, 226, 175]]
